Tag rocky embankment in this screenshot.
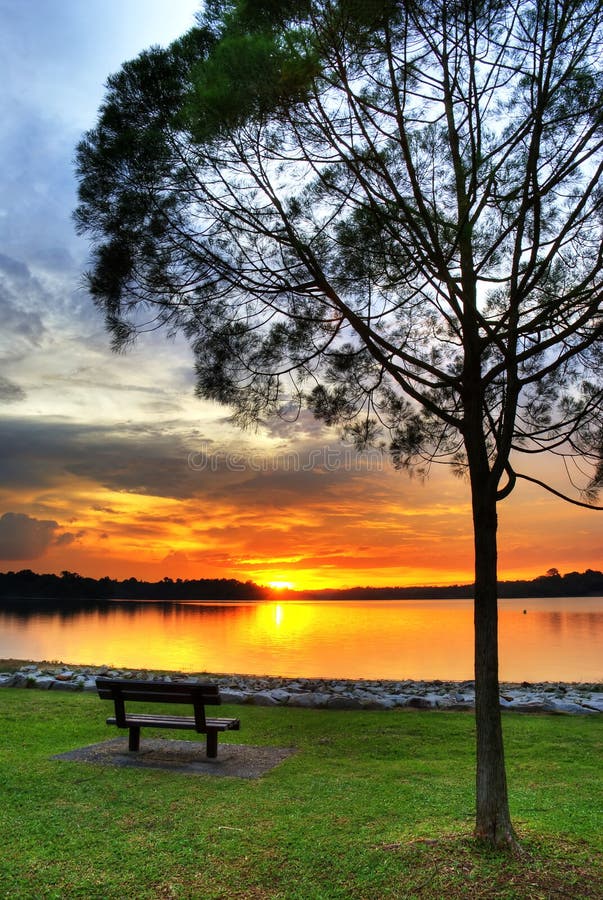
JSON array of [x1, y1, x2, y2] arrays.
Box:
[[1, 663, 602, 714]]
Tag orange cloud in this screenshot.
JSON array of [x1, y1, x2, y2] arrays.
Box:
[[0, 414, 599, 589]]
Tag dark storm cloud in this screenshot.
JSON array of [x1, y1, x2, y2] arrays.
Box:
[[0, 417, 210, 501], [0, 415, 382, 508], [0, 512, 60, 560]]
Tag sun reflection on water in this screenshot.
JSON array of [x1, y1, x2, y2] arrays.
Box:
[[0, 597, 601, 681]]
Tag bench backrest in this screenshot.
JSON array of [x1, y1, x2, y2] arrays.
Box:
[[96, 677, 221, 731], [96, 678, 221, 705]]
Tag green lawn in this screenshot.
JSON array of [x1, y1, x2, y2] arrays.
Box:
[[0, 688, 601, 899]]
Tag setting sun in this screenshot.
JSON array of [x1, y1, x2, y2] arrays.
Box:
[[268, 580, 294, 591]]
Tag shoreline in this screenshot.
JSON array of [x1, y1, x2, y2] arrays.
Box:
[[1, 660, 602, 714]]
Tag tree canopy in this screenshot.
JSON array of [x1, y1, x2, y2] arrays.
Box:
[[77, 0, 602, 498], [76, 0, 602, 848]]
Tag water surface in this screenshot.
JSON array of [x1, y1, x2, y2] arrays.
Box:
[[0, 596, 601, 682]]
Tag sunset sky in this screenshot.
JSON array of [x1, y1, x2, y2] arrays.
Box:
[[0, 0, 600, 592]]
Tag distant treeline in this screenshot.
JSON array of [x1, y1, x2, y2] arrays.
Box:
[[0, 570, 268, 602], [0, 567, 601, 603], [302, 568, 603, 600]]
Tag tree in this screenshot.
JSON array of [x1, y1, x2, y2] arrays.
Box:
[[75, 0, 603, 847]]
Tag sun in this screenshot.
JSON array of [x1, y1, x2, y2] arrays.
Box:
[[268, 580, 294, 591]]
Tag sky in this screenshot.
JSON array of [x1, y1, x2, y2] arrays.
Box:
[[0, 1, 600, 591]]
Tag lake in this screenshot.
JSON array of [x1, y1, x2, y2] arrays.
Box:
[[0, 597, 601, 682]]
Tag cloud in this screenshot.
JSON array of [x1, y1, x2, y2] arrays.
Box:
[[0, 416, 218, 501], [54, 530, 84, 547], [0, 512, 60, 560], [0, 376, 26, 403], [0, 415, 375, 506], [0, 255, 47, 360], [260, 407, 335, 442], [0, 103, 81, 265], [0, 253, 29, 280], [0, 0, 201, 275]]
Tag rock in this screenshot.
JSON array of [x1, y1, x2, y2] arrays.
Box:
[[448, 699, 473, 710], [326, 695, 362, 710], [219, 689, 249, 704], [50, 679, 80, 691], [404, 696, 435, 709], [424, 693, 444, 708], [0, 664, 600, 715], [247, 691, 279, 706], [269, 689, 291, 704], [506, 699, 546, 712], [289, 692, 332, 708], [581, 695, 603, 712], [543, 698, 598, 715], [370, 697, 399, 710]]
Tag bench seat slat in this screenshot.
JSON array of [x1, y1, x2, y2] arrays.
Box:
[[106, 714, 240, 731]]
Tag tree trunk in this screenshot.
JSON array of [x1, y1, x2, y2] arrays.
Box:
[[472, 487, 519, 848]]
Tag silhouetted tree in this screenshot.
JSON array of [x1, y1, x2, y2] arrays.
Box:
[[75, 0, 603, 846]]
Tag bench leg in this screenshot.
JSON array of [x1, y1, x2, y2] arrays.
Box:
[[128, 726, 141, 752], [206, 730, 218, 759]]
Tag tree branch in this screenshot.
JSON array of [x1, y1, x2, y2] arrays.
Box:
[[513, 470, 603, 509]]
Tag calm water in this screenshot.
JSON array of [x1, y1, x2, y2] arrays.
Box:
[[0, 597, 601, 682]]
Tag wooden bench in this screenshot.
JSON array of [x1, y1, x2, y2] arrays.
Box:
[[96, 677, 240, 758]]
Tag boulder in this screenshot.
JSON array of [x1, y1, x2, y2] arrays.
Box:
[[542, 698, 597, 715], [246, 691, 280, 706], [404, 696, 435, 709], [370, 697, 399, 710], [326, 695, 362, 710], [506, 699, 546, 712], [289, 692, 331, 708], [49, 679, 80, 691], [219, 689, 249, 704], [269, 689, 291, 704]]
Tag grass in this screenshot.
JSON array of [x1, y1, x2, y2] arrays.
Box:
[[0, 688, 601, 899]]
